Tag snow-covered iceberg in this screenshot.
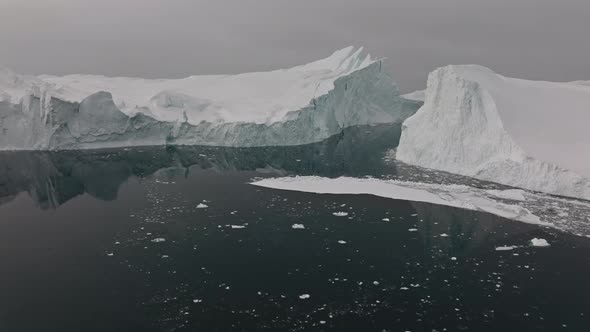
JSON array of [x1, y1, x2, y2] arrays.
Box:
[[397, 65, 590, 200], [0, 47, 417, 150]]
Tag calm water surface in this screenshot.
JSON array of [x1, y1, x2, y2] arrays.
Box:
[[0, 125, 589, 332]]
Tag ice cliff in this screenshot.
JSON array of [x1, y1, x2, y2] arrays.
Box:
[[397, 65, 590, 200], [0, 47, 417, 150]]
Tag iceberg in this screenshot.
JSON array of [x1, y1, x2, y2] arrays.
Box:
[[0, 47, 417, 150], [397, 65, 590, 200]]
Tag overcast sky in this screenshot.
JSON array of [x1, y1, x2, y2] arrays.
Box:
[[1, 0, 589, 92]]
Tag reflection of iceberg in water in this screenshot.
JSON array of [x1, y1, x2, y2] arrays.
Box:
[[0, 150, 138, 208], [0, 124, 402, 209]]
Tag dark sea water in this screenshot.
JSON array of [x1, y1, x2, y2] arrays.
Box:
[[0, 125, 589, 332]]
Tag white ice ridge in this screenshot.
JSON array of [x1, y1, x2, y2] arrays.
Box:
[[39, 46, 375, 125], [0, 47, 417, 150], [397, 65, 590, 200], [251, 176, 545, 226]]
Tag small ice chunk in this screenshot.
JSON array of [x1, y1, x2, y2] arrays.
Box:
[[333, 212, 349, 217], [382, 218, 390, 222], [338, 240, 347, 244], [495, 245, 518, 251], [530, 238, 550, 247], [231, 225, 246, 229], [192, 299, 202, 303], [373, 281, 380, 286], [400, 287, 409, 290], [450, 257, 457, 261], [197, 203, 208, 209], [106, 252, 114, 257], [151, 238, 166, 243], [439, 233, 449, 237], [292, 224, 305, 229], [299, 294, 311, 300], [408, 228, 418, 232]]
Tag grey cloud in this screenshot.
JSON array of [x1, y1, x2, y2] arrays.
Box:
[[1, 0, 589, 92]]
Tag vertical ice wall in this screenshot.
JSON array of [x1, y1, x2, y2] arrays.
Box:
[[397, 65, 590, 200]]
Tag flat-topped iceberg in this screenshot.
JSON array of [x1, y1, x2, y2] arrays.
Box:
[[397, 65, 590, 200], [0, 47, 417, 150]]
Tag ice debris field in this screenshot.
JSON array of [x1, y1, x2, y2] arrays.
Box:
[[251, 176, 590, 237]]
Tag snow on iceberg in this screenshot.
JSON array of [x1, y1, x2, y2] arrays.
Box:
[[0, 47, 417, 150], [397, 65, 590, 200]]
